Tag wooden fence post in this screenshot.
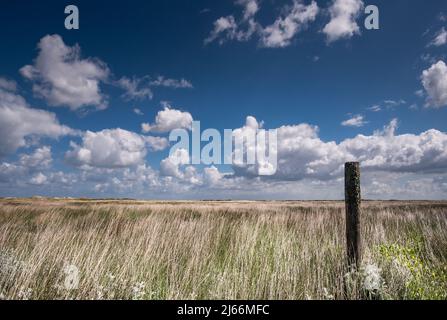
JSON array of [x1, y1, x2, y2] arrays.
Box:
[[345, 162, 362, 268]]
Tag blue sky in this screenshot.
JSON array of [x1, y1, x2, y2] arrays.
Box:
[[0, 0, 447, 199]]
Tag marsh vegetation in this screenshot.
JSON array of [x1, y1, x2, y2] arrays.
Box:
[[0, 199, 446, 300]]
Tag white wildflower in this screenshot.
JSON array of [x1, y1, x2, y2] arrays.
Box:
[[18, 287, 32, 300], [132, 281, 146, 300], [0, 250, 23, 278], [106, 272, 116, 281], [322, 287, 335, 300], [363, 264, 382, 291], [96, 286, 104, 300]]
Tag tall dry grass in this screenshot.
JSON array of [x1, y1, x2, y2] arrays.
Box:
[[0, 199, 446, 300]]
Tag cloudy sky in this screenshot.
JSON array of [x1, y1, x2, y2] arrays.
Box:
[[0, 0, 447, 200]]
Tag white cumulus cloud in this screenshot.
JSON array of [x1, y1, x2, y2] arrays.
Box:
[[65, 128, 167, 168], [421, 60, 447, 108], [29, 172, 48, 186], [0, 77, 17, 92], [0, 87, 75, 157], [203, 166, 223, 185], [323, 0, 363, 43], [141, 106, 193, 133], [19, 146, 52, 169], [160, 148, 191, 178], [20, 34, 110, 111], [233, 116, 447, 181], [144, 136, 170, 152]]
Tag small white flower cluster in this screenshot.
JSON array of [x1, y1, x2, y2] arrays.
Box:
[[363, 264, 382, 292], [95, 273, 119, 300], [343, 262, 384, 298], [53, 262, 81, 298], [132, 281, 146, 300], [0, 250, 23, 278], [63, 264, 79, 290], [17, 287, 32, 300], [96, 286, 105, 300], [322, 287, 335, 300]]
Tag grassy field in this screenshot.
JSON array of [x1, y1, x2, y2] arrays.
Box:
[[0, 198, 446, 300]]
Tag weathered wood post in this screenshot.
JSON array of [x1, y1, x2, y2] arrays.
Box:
[[345, 162, 362, 268]]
